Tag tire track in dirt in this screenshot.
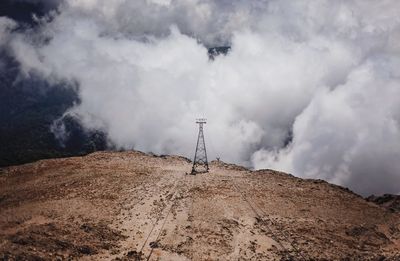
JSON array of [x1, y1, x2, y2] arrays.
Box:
[[229, 177, 308, 261], [103, 167, 183, 260], [142, 173, 187, 261], [143, 173, 195, 261], [184, 173, 282, 260]]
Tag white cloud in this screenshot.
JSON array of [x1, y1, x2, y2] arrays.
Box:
[[253, 59, 400, 195], [8, 0, 400, 195], [0, 17, 17, 46]]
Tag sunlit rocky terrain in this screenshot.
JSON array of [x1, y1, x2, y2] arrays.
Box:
[[1, 151, 399, 260]]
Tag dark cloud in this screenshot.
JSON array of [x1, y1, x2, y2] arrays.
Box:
[[0, 0, 61, 25]]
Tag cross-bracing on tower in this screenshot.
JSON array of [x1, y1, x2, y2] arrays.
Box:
[[191, 118, 209, 174]]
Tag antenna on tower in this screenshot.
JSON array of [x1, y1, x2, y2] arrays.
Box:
[[191, 118, 209, 174]]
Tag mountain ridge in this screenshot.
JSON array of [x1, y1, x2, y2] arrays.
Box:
[[1, 151, 399, 260]]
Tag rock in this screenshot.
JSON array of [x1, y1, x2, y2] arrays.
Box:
[[366, 194, 400, 212]]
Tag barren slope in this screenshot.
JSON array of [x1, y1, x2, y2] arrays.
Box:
[[0, 151, 399, 260]]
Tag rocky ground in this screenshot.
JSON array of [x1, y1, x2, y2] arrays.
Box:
[[0, 151, 399, 260], [367, 194, 400, 213]]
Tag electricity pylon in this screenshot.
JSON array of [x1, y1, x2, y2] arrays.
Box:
[[191, 118, 209, 174]]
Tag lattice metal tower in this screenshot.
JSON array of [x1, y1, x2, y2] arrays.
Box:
[[191, 119, 209, 174]]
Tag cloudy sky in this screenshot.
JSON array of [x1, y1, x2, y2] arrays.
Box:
[[1, 0, 400, 196]]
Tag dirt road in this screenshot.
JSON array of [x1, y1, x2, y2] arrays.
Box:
[[1, 151, 399, 260]]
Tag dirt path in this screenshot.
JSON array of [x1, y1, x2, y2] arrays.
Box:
[[1, 151, 399, 260]]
